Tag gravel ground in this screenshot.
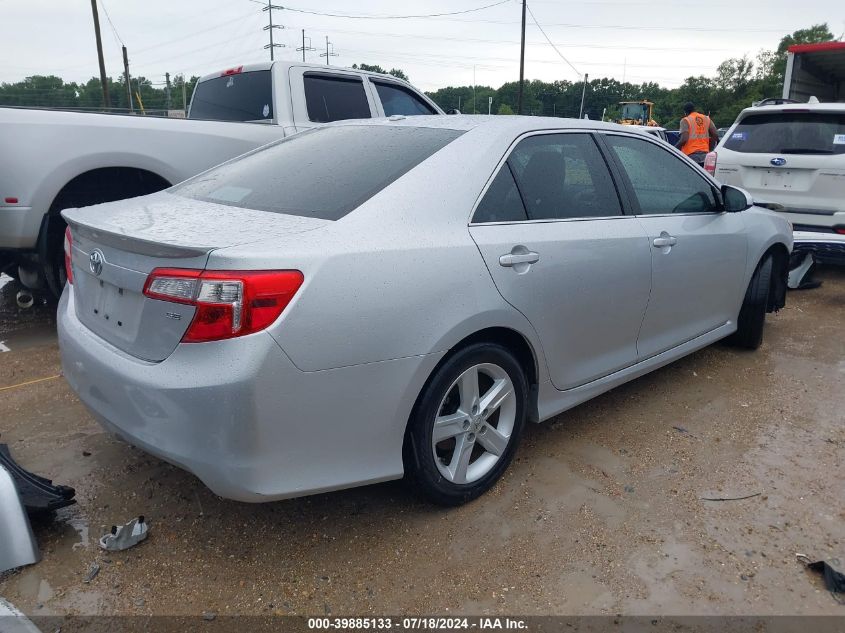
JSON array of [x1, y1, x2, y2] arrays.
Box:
[[0, 268, 842, 617]]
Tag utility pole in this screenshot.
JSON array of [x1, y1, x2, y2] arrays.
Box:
[[319, 37, 338, 65], [182, 78, 188, 116], [262, 2, 284, 61], [90, 0, 110, 109], [122, 45, 133, 113], [296, 29, 316, 62], [165, 72, 172, 112], [517, 0, 526, 115], [579, 73, 589, 119]]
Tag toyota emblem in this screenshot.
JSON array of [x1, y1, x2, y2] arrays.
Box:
[[89, 249, 104, 276]]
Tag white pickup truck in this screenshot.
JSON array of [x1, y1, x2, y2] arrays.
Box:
[[0, 61, 444, 296]]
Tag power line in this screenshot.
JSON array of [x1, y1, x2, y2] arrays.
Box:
[[526, 4, 581, 78], [98, 0, 124, 47], [266, 0, 511, 20]]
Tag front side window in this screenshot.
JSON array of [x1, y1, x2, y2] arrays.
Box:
[[304, 74, 371, 123], [173, 126, 463, 220], [507, 133, 622, 220], [604, 135, 719, 215], [723, 112, 845, 155], [372, 81, 437, 116]]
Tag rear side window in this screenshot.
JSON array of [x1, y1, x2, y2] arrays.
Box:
[[373, 81, 437, 116], [724, 112, 845, 155], [304, 74, 371, 123], [473, 165, 528, 223], [507, 133, 622, 220], [172, 126, 463, 220], [189, 70, 273, 122]]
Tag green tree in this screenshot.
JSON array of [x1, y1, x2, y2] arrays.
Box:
[[497, 103, 514, 115], [772, 23, 835, 81]]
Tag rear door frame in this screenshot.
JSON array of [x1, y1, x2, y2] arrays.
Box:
[[287, 66, 380, 131], [467, 128, 655, 391]]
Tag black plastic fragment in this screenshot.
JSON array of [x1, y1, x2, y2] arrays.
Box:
[[0, 443, 76, 514], [807, 560, 845, 605]]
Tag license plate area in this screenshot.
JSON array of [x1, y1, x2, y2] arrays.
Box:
[[88, 278, 142, 334], [75, 271, 146, 345]]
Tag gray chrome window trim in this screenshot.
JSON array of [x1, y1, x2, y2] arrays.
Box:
[[468, 129, 628, 226]]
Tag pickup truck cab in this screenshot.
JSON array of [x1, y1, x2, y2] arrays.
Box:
[[0, 61, 443, 296]]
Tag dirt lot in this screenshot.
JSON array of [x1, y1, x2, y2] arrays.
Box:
[[0, 269, 843, 617]]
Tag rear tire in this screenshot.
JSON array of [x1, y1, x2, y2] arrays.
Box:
[[405, 343, 528, 506], [727, 255, 773, 350], [41, 216, 67, 299]]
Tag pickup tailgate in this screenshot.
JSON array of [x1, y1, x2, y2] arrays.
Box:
[[63, 192, 329, 361]]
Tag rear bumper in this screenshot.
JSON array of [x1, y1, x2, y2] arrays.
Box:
[[792, 230, 845, 266], [58, 287, 443, 501], [0, 206, 40, 249]]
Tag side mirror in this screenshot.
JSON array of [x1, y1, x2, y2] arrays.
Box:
[[721, 184, 753, 213], [446, 108, 461, 115]]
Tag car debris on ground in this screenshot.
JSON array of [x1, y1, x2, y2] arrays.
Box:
[[797, 554, 845, 605], [0, 444, 76, 513], [99, 516, 149, 552]]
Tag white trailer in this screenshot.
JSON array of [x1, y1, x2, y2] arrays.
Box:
[[782, 41, 845, 103]]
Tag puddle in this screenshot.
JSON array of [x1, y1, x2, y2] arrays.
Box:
[[16, 574, 54, 603], [67, 517, 90, 550]]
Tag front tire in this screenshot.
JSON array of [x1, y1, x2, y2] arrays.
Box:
[[405, 343, 528, 506], [727, 255, 773, 350]]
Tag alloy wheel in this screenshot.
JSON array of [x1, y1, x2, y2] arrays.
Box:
[[431, 363, 516, 484]]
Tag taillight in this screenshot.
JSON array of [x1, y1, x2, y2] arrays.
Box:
[[143, 269, 303, 343], [703, 151, 717, 175], [220, 66, 243, 77], [64, 226, 73, 285], [834, 227, 845, 235]]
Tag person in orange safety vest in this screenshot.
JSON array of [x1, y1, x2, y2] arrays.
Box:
[[675, 102, 719, 167]]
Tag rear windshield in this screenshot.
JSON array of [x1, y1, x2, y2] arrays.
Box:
[[172, 125, 464, 220], [189, 70, 273, 122], [724, 112, 845, 155]]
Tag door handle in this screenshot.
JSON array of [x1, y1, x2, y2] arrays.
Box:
[[499, 251, 540, 267], [652, 235, 677, 248]]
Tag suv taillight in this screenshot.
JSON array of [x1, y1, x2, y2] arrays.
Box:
[[703, 151, 717, 175], [64, 226, 73, 285], [143, 269, 304, 342]]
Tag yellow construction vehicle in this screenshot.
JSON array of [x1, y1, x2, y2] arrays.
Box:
[[617, 100, 659, 126]]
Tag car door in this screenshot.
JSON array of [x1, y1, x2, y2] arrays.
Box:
[[469, 132, 652, 391], [288, 68, 377, 132], [600, 133, 748, 360]]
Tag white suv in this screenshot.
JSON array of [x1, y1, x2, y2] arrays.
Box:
[[707, 103, 845, 268]]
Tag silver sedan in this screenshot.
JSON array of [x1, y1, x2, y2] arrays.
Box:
[[58, 116, 792, 505]]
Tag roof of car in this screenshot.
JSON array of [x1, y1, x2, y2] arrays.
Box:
[[198, 60, 420, 87], [739, 102, 845, 118], [328, 115, 650, 135]]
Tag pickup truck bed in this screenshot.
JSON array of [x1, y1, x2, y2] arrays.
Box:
[[0, 61, 443, 296]]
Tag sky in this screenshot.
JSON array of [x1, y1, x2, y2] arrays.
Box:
[[0, 0, 842, 92]]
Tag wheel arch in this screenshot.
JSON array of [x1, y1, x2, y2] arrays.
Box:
[[405, 326, 542, 440], [760, 242, 789, 312], [47, 166, 172, 216], [37, 166, 172, 296]]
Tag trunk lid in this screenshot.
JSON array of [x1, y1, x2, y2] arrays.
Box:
[[63, 192, 329, 361]]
